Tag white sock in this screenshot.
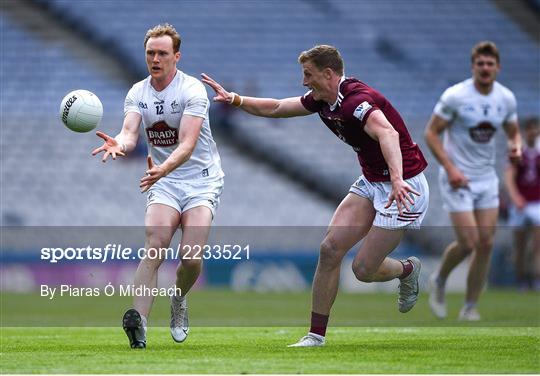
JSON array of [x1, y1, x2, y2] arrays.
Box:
[[308, 332, 325, 340]]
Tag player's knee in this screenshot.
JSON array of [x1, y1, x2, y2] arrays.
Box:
[[145, 227, 173, 249], [179, 257, 202, 271], [475, 237, 494, 256], [319, 238, 345, 267], [139, 255, 163, 271], [352, 260, 375, 282], [456, 239, 475, 256]]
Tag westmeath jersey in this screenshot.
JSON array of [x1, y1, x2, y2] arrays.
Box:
[[433, 78, 517, 180], [124, 69, 223, 181], [515, 145, 540, 202], [301, 77, 427, 182]]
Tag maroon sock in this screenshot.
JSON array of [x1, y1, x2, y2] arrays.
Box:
[[309, 311, 329, 337], [399, 259, 413, 279]]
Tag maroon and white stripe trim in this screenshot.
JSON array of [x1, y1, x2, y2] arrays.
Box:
[[397, 211, 422, 222]]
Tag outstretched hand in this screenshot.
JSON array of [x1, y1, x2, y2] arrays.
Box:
[[91, 131, 125, 162], [201, 73, 232, 103], [140, 155, 167, 193], [385, 179, 421, 215]]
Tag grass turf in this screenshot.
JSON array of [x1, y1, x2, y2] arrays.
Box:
[[1, 327, 538, 373], [1, 290, 539, 373], [2, 289, 539, 327]]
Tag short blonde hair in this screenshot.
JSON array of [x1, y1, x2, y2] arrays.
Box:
[[471, 41, 500, 64], [144, 23, 181, 53], [298, 45, 344, 75]]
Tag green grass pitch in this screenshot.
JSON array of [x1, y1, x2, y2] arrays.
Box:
[[1, 290, 539, 373]]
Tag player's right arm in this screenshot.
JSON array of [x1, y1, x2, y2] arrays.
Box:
[[201, 73, 311, 118], [424, 114, 468, 189], [91, 112, 141, 162]]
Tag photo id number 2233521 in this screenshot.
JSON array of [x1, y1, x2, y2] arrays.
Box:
[[181, 244, 250, 260]]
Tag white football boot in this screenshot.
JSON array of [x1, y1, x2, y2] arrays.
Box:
[[170, 294, 189, 343], [459, 306, 481, 321], [288, 332, 325, 347], [398, 256, 421, 313]]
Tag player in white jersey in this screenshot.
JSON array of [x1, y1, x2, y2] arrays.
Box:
[[92, 24, 224, 348], [424, 41, 521, 321]]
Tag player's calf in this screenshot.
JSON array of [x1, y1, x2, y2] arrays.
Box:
[[429, 272, 447, 319]]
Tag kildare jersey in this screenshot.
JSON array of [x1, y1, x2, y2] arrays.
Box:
[[124, 70, 223, 180], [301, 77, 427, 182], [433, 78, 517, 179]]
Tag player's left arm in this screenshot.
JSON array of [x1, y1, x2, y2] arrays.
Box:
[[503, 119, 522, 163], [364, 110, 420, 214], [139, 114, 203, 192]]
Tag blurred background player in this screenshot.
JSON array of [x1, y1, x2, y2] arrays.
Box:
[[504, 117, 540, 291], [425, 41, 522, 321], [202, 44, 429, 347], [92, 24, 224, 348]]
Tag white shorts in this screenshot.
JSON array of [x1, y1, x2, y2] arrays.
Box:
[[349, 172, 429, 230], [438, 171, 499, 213], [146, 176, 224, 218], [508, 201, 540, 227]]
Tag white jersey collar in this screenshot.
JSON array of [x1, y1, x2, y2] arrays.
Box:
[[150, 69, 179, 94], [330, 76, 346, 111]]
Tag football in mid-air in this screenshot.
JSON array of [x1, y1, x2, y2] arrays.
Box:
[[59, 89, 103, 132]]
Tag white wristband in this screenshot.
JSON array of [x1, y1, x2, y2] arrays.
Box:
[[229, 92, 243, 107]]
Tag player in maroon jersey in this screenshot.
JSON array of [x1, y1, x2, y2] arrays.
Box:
[[504, 117, 540, 291], [202, 45, 429, 347]]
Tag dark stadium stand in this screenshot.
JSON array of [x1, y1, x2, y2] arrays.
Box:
[[1, 0, 538, 298], [1, 0, 538, 243], [35, 0, 539, 116], [0, 9, 335, 228], [29, 0, 540, 229], [526, 0, 540, 12]]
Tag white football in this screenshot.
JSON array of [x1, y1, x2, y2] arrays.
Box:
[[59, 89, 103, 132]]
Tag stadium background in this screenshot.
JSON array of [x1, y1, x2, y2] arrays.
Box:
[[1, 1, 539, 373], [1, 0, 539, 319]]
